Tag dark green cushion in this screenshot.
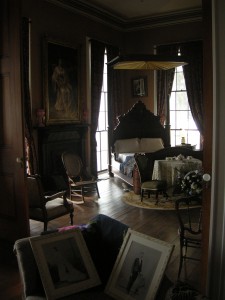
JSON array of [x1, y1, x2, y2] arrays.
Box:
[[142, 180, 167, 190]]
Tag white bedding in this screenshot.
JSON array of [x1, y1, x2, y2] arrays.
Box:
[[114, 138, 164, 154], [117, 153, 134, 163], [112, 153, 135, 178], [112, 138, 164, 181]]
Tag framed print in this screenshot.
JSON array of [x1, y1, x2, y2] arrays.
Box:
[[132, 77, 148, 97], [105, 229, 174, 300], [30, 229, 101, 300], [43, 38, 81, 125]]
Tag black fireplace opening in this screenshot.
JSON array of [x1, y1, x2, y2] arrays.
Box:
[[37, 125, 88, 191]]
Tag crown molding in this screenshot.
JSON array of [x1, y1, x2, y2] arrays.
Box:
[[124, 9, 202, 31], [45, 0, 202, 31]]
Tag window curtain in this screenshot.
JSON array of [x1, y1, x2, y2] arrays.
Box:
[[156, 44, 179, 125], [106, 45, 121, 175], [107, 46, 122, 128], [22, 17, 38, 175], [180, 41, 204, 136], [90, 40, 105, 177]]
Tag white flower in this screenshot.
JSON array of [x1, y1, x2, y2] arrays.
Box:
[[191, 182, 197, 189], [196, 188, 202, 194], [181, 170, 203, 195]]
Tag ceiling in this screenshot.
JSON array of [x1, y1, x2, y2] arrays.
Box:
[[79, 0, 201, 20], [47, 0, 202, 31]]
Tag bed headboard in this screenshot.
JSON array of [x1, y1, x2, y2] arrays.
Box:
[[111, 101, 169, 152]]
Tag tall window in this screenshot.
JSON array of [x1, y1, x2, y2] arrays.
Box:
[[170, 65, 200, 149], [96, 50, 108, 172]]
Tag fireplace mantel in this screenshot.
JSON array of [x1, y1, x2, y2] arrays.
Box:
[[37, 124, 88, 189]]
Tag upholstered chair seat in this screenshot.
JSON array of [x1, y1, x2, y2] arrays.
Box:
[[135, 154, 168, 204], [141, 179, 168, 202]]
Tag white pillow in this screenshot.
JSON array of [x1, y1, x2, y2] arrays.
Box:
[[114, 138, 140, 153], [140, 138, 164, 152]]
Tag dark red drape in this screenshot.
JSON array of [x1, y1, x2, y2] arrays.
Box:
[[156, 44, 179, 125], [180, 41, 204, 136], [22, 17, 38, 175], [107, 45, 122, 128]]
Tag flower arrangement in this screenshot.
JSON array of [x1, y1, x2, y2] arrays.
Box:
[[181, 170, 203, 196]]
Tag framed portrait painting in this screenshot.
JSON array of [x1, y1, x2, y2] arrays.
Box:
[[43, 38, 81, 125], [30, 229, 101, 299], [132, 77, 148, 97], [105, 229, 174, 300]]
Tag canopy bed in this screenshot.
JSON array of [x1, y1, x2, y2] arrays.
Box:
[[109, 101, 203, 195], [109, 101, 169, 187]]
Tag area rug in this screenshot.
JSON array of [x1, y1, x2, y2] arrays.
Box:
[[122, 191, 193, 210]]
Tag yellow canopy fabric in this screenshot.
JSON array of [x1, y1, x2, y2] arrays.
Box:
[[108, 55, 187, 70]]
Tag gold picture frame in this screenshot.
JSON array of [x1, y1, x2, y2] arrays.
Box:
[[105, 229, 174, 300], [43, 37, 81, 125], [30, 229, 101, 299]]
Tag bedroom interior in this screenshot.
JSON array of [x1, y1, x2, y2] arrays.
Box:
[[3, 0, 225, 299]]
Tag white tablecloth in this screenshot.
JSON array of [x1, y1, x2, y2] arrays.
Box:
[[152, 158, 202, 188]]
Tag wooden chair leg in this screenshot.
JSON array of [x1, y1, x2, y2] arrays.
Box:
[[70, 212, 74, 225], [81, 187, 85, 202], [141, 190, 144, 201], [178, 240, 184, 279], [155, 192, 159, 205], [44, 221, 48, 232], [163, 190, 168, 199], [69, 186, 72, 200], [95, 183, 100, 198]]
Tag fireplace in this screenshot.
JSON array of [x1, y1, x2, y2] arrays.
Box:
[[37, 124, 88, 190]]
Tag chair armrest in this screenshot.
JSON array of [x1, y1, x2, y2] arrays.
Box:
[[14, 238, 45, 298], [44, 190, 66, 201], [69, 176, 81, 183]]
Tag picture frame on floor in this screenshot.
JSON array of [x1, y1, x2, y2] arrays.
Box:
[[105, 229, 174, 300], [30, 229, 101, 299]]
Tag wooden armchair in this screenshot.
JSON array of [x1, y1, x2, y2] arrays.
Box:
[[27, 175, 74, 231], [61, 152, 100, 202]]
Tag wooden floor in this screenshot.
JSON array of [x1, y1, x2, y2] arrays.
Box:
[[0, 173, 201, 299]]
